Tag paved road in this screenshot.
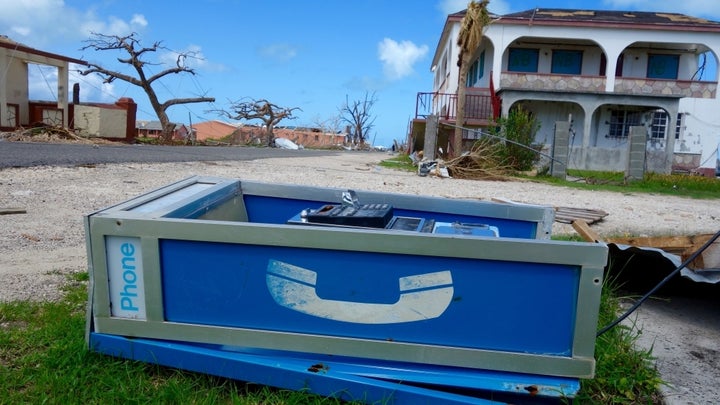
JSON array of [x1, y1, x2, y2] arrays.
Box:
[[0, 140, 339, 168]]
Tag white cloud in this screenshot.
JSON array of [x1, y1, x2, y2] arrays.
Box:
[[0, 0, 147, 46], [69, 65, 116, 103], [257, 43, 298, 63], [25, 62, 115, 102], [378, 38, 429, 81]]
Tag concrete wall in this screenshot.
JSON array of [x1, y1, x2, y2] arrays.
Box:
[[74, 105, 127, 139], [0, 51, 29, 125]]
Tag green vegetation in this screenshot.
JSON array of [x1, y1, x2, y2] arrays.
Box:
[[0, 273, 347, 405], [486, 105, 541, 171], [576, 276, 663, 403], [1, 266, 662, 403], [532, 169, 720, 199], [378, 153, 415, 171]]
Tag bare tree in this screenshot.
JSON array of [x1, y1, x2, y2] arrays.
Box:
[[339, 92, 377, 145], [78, 32, 215, 143], [218, 98, 301, 146], [453, 1, 491, 157]]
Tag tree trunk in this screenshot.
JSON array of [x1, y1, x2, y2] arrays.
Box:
[[266, 124, 274, 147], [453, 58, 470, 157], [157, 109, 175, 143]]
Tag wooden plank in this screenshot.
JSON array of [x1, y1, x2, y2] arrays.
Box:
[[0, 207, 26, 215], [572, 220, 601, 243]]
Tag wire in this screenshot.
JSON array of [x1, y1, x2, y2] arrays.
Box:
[[596, 229, 720, 337]]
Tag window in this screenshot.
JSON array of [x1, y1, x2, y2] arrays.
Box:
[[675, 113, 683, 140], [551, 50, 582, 74], [508, 48, 539, 72], [650, 110, 668, 139], [650, 111, 684, 139], [608, 110, 641, 138], [647, 54, 679, 79], [466, 51, 485, 87]]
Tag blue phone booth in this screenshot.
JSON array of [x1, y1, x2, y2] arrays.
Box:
[[85, 176, 607, 404]]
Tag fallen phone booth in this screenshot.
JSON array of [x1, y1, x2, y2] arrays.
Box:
[[84, 176, 608, 404]]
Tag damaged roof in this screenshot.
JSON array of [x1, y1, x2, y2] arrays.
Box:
[[451, 8, 720, 32], [0, 34, 87, 65]]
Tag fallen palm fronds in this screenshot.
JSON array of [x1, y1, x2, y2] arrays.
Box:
[[444, 140, 515, 180]]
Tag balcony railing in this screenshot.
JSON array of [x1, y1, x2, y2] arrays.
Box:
[[415, 91, 494, 122], [500, 72, 606, 93], [614, 77, 717, 99], [500, 72, 717, 99]]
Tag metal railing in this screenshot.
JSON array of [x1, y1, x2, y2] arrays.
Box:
[[415, 91, 493, 121]]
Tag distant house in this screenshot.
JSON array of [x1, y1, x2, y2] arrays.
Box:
[[192, 120, 238, 141], [273, 126, 346, 148], [414, 8, 720, 176], [0, 35, 87, 130], [193, 120, 347, 148], [136, 120, 190, 140]]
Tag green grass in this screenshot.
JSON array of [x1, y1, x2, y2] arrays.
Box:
[[537, 169, 720, 199], [0, 273, 347, 405], [576, 277, 663, 403], [382, 153, 720, 199], [377, 153, 415, 172], [1, 270, 662, 404]]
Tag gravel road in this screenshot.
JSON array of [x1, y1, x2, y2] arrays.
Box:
[[1, 144, 718, 403]]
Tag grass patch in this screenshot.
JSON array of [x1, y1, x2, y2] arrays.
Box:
[[576, 277, 663, 403], [0, 275, 347, 405], [382, 154, 719, 199], [536, 169, 720, 199], [378, 153, 415, 172], [1, 270, 663, 403]]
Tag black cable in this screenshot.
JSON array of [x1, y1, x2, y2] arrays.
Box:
[[596, 229, 720, 337]]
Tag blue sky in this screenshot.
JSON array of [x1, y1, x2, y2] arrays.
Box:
[[2, 0, 720, 147]]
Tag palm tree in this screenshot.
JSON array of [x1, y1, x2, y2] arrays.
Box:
[[453, 0, 491, 157]]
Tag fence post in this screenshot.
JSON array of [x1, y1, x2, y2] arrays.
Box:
[[423, 114, 438, 161], [115, 98, 137, 143], [626, 126, 646, 182], [551, 121, 570, 179]]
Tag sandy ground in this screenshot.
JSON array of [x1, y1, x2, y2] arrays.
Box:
[[1, 151, 719, 403]]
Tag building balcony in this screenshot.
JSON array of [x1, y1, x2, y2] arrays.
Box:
[[499, 72, 717, 99], [415, 90, 495, 125], [500, 72, 607, 93], [613, 77, 717, 98]]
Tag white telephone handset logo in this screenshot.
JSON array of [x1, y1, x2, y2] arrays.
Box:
[[266, 259, 454, 324]]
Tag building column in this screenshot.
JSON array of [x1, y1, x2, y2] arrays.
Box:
[[57, 63, 69, 127], [0, 51, 6, 127], [664, 104, 680, 174]]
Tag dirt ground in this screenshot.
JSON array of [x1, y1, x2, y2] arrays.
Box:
[[1, 150, 718, 403]]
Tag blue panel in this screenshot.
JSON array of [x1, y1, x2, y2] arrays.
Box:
[[243, 195, 538, 239], [90, 333, 580, 403], [160, 239, 579, 356]]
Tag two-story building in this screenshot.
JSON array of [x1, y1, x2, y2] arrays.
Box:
[[413, 8, 720, 176]]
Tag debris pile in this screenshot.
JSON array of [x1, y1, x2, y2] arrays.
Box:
[[412, 141, 515, 180], [1, 126, 100, 144]]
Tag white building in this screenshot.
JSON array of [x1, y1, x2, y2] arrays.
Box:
[[412, 8, 720, 176]]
